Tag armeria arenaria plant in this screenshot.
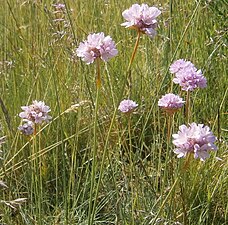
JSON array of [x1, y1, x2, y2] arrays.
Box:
[[170, 59, 207, 92], [76, 32, 118, 65], [118, 99, 138, 223], [76, 32, 118, 223], [158, 93, 185, 116], [118, 99, 138, 114], [172, 122, 217, 161], [18, 100, 52, 135], [76, 32, 118, 88], [170, 59, 207, 122], [158, 93, 185, 142], [52, 3, 66, 11], [121, 3, 161, 39], [18, 121, 34, 136], [19, 100, 52, 124], [121, 4, 161, 95]]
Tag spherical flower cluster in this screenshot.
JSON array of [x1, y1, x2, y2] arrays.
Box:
[[118, 99, 138, 114], [172, 123, 217, 161], [121, 3, 161, 38], [76, 32, 118, 64], [170, 59, 207, 91], [18, 100, 51, 136], [19, 100, 52, 124], [52, 3, 66, 11], [18, 121, 34, 136], [169, 59, 195, 74], [158, 93, 185, 115]]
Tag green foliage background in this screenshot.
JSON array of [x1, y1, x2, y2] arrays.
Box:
[[0, 0, 227, 224]]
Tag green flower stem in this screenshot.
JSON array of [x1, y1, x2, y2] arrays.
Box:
[[88, 60, 101, 225], [167, 114, 173, 143], [127, 31, 141, 72], [179, 179, 188, 225], [164, 114, 174, 189], [183, 153, 192, 171], [38, 126, 43, 224], [96, 58, 101, 88], [128, 114, 135, 224], [127, 31, 141, 96], [151, 178, 179, 224], [90, 32, 141, 224], [32, 124, 42, 224], [185, 91, 190, 123]]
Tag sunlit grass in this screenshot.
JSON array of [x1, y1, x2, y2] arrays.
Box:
[[0, 0, 227, 224]]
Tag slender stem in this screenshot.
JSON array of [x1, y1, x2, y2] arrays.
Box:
[[167, 114, 173, 143], [32, 124, 42, 223], [127, 31, 141, 96], [90, 32, 141, 224], [127, 31, 141, 72], [183, 153, 191, 170], [128, 114, 133, 162], [217, 108, 220, 141], [179, 180, 188, 225], [31, 131, 36, 220], [33, 124, 37, 136], [88, 63, 101, 225], [96, 58, 101, 88], [164, 114, 174, 189], [169, 0, 173, 92], [38, 126, 43, 225], [151, 178, 179, 224], [185, 91, 190, 123], [128, 114, 135, 225], [169, 0, 173, 54]]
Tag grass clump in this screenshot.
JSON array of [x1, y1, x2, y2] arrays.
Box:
[[0, 0, 227, 224]]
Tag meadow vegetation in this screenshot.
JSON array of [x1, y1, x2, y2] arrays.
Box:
[[0, 0, 227, 224]]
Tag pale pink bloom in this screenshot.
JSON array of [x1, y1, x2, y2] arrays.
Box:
[[170, 59, 207, 91], [53, 3, 66, 11], [18, 121, 34, 136], [121, 3, 161, 38], [158, 93, 184, 115], [173, 68, 207, 91], [76, 32, 118, 64], [169, 59, 195, 74], [19, 100, 52, 124], [118, 99, 138, 113], [173, 123, 217, 161]]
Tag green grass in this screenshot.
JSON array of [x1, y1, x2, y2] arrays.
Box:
[[0, 0, 227, 224]]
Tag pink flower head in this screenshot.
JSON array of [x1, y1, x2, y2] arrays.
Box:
[[169, 59, 195, 74], [52, 3, 66, 11], [121, 3, 161, 38], [118, 99, 138, 114], [76, 32, 118, 64], [18, 121, 34, 136], [173, 123, 217, 161], [19, 100, 52, 124], [170, 59, 207, 91], [158, 93, 184, 115]]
